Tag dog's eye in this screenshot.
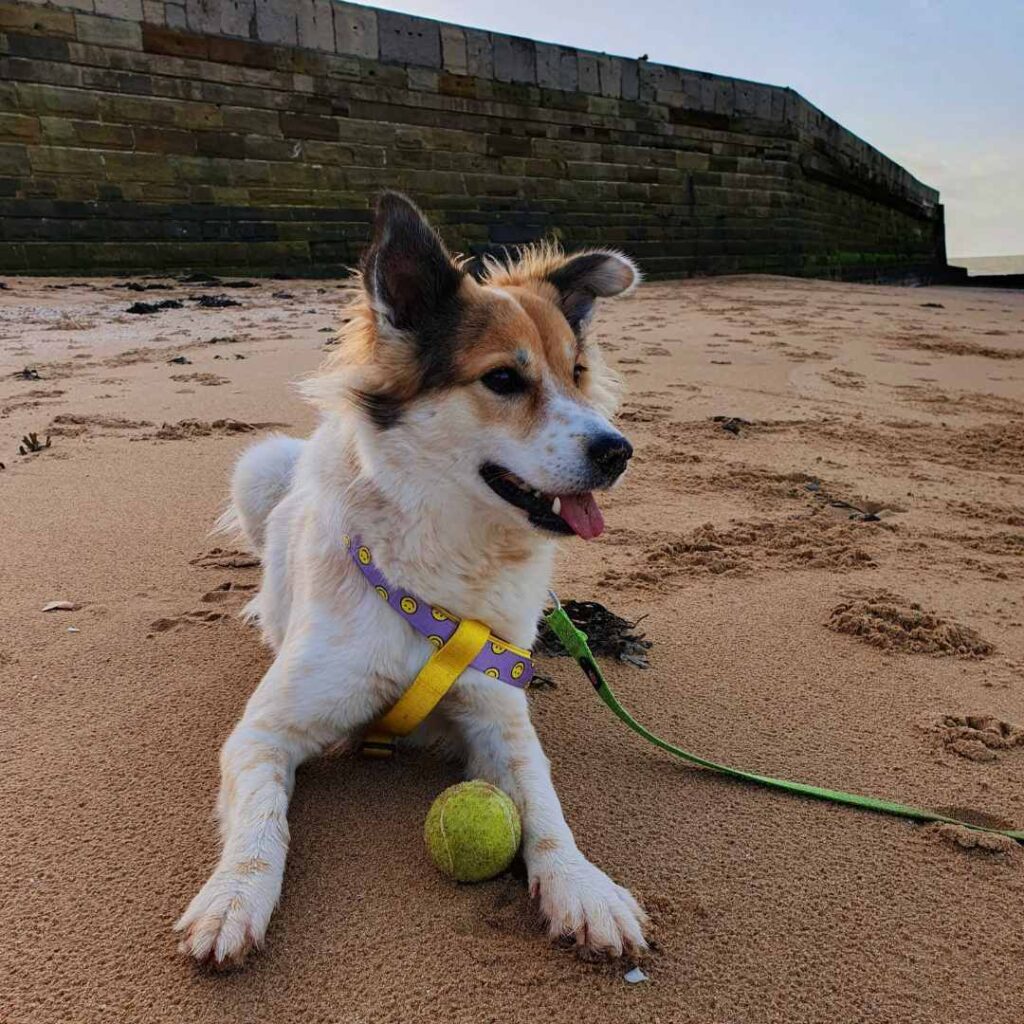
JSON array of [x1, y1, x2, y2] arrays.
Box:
[[573, 364, 587, 386], [480, 367, 528, 396]]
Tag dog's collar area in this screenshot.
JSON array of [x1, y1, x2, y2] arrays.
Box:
[[344, 534, 534, 688], [347, 534, 534, 758]]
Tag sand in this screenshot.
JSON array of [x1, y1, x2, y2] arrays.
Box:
[[1, 273, 1023, 1024]]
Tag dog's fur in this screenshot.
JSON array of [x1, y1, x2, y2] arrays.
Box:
[[175, 193, 648, 966]]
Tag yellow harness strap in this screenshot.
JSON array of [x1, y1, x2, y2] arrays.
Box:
[[360, 617, 491, 758]]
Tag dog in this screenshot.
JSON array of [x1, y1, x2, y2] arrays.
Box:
[[175, 192, 648, 966]]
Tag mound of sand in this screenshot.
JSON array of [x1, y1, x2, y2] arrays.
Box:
[[619, 511, 877, 586], [827, 592, 993, 657], [931, 714, 1024, 762], [147, 418, 282, 440], [922, 823, 1022, 860], [48, 413, 153, 436]]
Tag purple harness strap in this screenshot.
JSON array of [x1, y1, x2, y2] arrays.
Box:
[[345, 535, 533, 688]]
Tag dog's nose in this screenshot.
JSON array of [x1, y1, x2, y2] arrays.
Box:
[[587, 433, 633, 481]]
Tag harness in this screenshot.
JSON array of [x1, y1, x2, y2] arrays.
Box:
[[345, 536, 533, 757]]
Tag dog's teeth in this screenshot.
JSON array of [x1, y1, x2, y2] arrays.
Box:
[[552, 496, 561, 515]]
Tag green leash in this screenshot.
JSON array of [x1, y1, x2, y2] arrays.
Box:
[[543, 596, 1024, 843]]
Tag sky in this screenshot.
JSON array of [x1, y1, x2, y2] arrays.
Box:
[[371, 0, 1023, 258]]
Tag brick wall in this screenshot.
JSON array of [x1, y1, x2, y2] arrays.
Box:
[[0, 0, 948, 279]]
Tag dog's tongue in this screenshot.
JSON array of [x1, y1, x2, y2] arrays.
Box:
[[556, 492, 605, 540]]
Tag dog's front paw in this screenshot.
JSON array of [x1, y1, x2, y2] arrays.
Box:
[[530, 855, 648, 956], [174, 869, 275, 967]]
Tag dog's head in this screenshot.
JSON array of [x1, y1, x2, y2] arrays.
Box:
[[311, 192, 639, 541]]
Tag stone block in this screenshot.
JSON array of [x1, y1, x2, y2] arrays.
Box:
[[35, 116, 76, 147], [142, 1, 165, 25], [577, 53, 599, 94], [75, 12, 143, 48], [536, 42, 578, 92], [733, 78, 757, 116], [301, 139, 354, 165], [334, 2, 376, 59], [141, 23, 209, 58], [221, 105, 280, 135], [335, 119, 395, 146], [206, 35, 277, 67], [186, 0, 253, 38], [621, 59, 639, 101], [94, 0, 143, 18], [197, 131, 245, 158], [280, 112, 337, 140], [6, 32, 70, 61], [735, 79, 772, 119], [637, 61, 658, 102], [0, 142, 30, 175], [165, 2, 186, 30], [100, 93, 175, 124], [74, 120, 134, 148], [652, 65, 683, 105], [408, 67, 437, 91], [106, 150, 181, 182], [440, 23, 466, 75], [485, 133, 532, 158], [134, 125, 197, 154], [0, 240, 29, 271], [297, 0, 333, 53], [0, 113, 40, 143], [29, 145, 105, 177], [679, 71, 703, 109], [534, 42, 558, 88], [244, 134, 299, 161], [255, 0, 296, 46], [586, 94, 619, 119], [80, 66, 153, 93], [493, 35, 534, 84], [464, 27, 491, 78], [17, 82, 99, 117], [378, 9, 439, 67], [701, 75, 735, 116], [0, 2, 77, 35], [675, 151, 710, 171], [597, 55, 621, 98]]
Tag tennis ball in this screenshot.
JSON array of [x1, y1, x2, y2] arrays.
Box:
[[424, 780, 522, 882]]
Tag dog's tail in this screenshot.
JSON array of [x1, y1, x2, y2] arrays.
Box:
[[219, 434, 304, 556]]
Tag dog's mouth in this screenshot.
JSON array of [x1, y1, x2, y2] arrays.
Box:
[[479, 463, 605, 540]]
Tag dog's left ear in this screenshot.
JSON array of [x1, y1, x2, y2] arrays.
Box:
[[362, 191, 463, 337], [548, 251, 640, 333]]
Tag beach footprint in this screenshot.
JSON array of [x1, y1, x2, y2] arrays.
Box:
[[931, 714, 1024, 763]]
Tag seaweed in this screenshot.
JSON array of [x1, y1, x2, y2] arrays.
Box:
[[535, 600, 652, 668]]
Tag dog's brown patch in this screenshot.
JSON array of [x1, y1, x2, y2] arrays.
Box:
[[313, 268, 611, 434], [455, 282, 580, 437]]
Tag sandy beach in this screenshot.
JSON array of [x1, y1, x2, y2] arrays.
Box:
[[2, 273, 1022, 1024]]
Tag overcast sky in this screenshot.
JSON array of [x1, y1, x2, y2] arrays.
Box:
[[371, 0, 1023, 257]]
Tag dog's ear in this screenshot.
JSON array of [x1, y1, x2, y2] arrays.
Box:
[[362, 192, 463, 336], [547, 251, 640, 333]]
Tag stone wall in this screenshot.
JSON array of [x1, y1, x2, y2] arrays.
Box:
[[0, 0, 948, 278]]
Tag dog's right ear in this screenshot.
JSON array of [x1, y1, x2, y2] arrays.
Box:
[[361, 192, 462, 338]]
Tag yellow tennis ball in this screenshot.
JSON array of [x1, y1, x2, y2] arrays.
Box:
[[424, 780, 522, 882]]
